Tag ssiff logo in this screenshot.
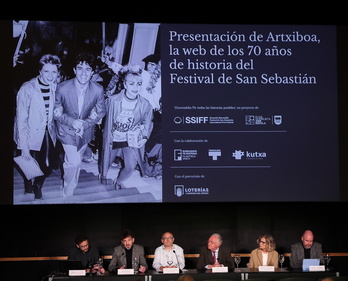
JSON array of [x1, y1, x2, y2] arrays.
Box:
[[232, 150, 244, 160]]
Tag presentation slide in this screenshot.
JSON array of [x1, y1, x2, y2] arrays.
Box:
[[6, 21, 340, 204], [161, 24, 339, 202]]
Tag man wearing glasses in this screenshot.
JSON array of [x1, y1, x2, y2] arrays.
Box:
[[197, 233, 234, 270], [68, 233, 105, 274], [152, 232, 185, 271]]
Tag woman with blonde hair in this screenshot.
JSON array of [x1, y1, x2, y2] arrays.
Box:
[[248, 234, 279, 268], [14, 54, 62, 200]]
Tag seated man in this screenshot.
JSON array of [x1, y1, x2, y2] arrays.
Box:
[[197, 233, 234, 270], [152, 232, 185, 271], [290, 229, 324, 268], [108, 229, 148, 273], [68, 233, 105, 275]]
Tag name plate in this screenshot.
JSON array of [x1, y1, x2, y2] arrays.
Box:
[[118, 269, 135, 275], [258, 266, 275, 272], [212, 266, 228, 273], [69, 270, 86, 276], [309, 265, 325, 271], [163, 267, 180, 274]]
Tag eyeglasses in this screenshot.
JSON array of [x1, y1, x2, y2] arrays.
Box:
[[162, 237, 174, 240], [79, 243, 89, 248], [259, 241, 266, 244]]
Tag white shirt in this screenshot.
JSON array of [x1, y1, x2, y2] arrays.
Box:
[[152, 244, 185, 271], [262, 251, 269, 266]]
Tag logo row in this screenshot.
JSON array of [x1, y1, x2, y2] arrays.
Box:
[[173, 115, 282, 125], [174, 149, 267, 161]]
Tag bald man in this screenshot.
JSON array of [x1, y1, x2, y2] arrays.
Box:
[[289, 230, 324, 268]]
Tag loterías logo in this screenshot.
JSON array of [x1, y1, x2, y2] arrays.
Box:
[[174, 185, 184, 197], [174, 185, 209, 197]]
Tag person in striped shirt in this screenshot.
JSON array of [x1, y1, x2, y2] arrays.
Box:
[[14, 54, 62, 200]]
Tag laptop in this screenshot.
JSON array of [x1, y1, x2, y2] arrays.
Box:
[[58, 260, 85, 274], [302, 258, 320, 271]]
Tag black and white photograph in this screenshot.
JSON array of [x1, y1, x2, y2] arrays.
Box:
[[9, 20, 343, 205], [12, 20, 162, 204]]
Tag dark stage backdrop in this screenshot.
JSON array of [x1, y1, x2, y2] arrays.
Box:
[[2, 202, 347, 257], [2, 201, 348, 281]]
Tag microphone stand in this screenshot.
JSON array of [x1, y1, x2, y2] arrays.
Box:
[[113, 252, 125, 274], [172, 250, 182, 273]]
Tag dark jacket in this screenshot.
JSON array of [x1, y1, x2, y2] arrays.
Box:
[[197, 245, 234, 270], [68, 245, 100, 268]]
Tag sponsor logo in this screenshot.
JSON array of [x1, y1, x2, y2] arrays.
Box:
[[208, 149, 221, 160], [273, 115, 282, 125], [174, 116, 182, 124], [232, 149, 267, 160], [174, 185, 185, 197], [174, 149, 182, 161], [174, 116, 233, 124], [174, 185, 209, 197], [232, 150, 244, 160], [174, 149, 198, 161], [246, 115, 283, 125]]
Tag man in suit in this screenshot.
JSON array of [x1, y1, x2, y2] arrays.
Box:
[[54, 51, 106, 197], [108, 230, 148, 273], [290, 229, 324, 268], [197, 233, 234, 270]]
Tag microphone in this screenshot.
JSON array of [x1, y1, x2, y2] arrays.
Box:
[[172, 250, 182, 273], [114, 252, 125, 273]]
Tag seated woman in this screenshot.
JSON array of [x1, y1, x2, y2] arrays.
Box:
[[248, 234, 279, 268]]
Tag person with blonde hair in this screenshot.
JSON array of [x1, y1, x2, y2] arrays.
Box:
[[14, 54, 62, 200], [248, 234, 279, 268], [99, 64, 153, 189]]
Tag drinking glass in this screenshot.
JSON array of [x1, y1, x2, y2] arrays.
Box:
[[278, 254, 285, 271], [96, 258, 103, 275], [234, 254, 241, 270], [324, 253, 331, 271], [133, 257, 139, 273], [167, 256, 174, 267]]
